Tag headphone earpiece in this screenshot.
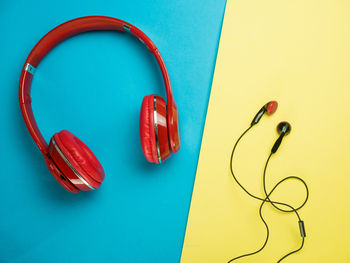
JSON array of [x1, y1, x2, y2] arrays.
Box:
[[48, 130, 104, 192], [249, 102, 290, 154], [277, 121, 291, 135], [265, 101, 278, 115], [251, 100, 278, 126], [271, 122, 291, 154], [140, 95, 171, 164]]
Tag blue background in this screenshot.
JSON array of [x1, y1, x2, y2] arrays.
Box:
[[0, 1, 225, 262]]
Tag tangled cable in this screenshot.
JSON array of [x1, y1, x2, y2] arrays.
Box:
[[227, 126, 309, 263]]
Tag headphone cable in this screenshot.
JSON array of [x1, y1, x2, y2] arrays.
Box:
[[227, 126, 309, 262]]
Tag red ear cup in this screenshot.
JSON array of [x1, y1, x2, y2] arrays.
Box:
[[140, 95, 158, 163], [48, 130, 104, 192], [266, 101, 278, 115], [140, 95, 171, 163]]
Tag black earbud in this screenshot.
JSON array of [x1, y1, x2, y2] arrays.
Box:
[[251, 101, 278, 126], [271, 122, 291, 154]]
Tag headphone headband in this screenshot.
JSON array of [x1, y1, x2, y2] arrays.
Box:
[[19, 16, 176, 155]]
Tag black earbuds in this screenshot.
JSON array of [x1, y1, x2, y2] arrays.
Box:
[[228, 102, 308, 263], [250, 101, 292, 154], [271, 121, 291, 154]]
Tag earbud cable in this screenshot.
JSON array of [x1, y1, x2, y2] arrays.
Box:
[[227, 126, 309, 262]]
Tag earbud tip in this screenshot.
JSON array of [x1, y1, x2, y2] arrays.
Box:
[[277, 121, 291, 135], [267, 101, 278, 115]]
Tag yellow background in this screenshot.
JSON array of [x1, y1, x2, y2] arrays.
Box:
[[181, 0, 350, 262]]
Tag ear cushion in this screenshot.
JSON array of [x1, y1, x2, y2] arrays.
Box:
[[53, 130, 105, 187], [140, 95, 159, 163]]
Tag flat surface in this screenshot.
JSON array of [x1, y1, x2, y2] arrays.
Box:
[[0, 1, 226, 262], [181, 0, 350, 262]]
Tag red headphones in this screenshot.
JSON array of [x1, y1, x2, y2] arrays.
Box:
[[19, 16, 180, 193]]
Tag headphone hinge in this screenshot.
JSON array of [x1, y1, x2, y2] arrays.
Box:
[[24, 63, 36, 75], [123, 24, 131, 32]]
